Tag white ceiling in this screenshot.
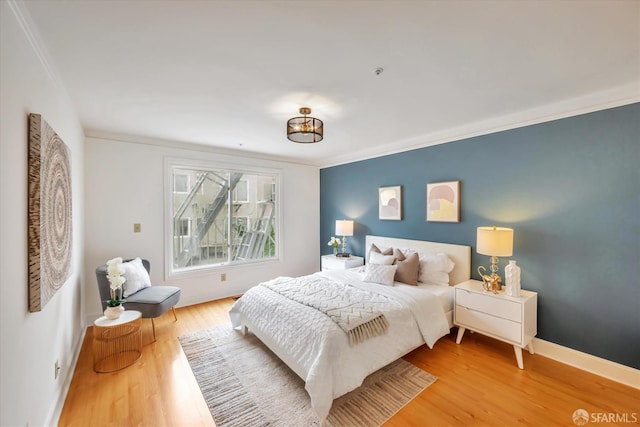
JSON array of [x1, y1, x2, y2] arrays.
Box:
[[21, 0, 640, 167]]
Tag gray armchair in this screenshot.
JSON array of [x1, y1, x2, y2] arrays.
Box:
[[96, 258, 181, 341]]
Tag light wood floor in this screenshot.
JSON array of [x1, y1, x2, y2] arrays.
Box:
[[59, 299, 639, 426]]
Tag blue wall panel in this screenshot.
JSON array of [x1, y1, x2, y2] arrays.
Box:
[[320, 103, 640, 368]]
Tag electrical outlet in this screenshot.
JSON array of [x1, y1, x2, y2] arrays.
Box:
[[133, 223, 141, 233], [54, 360, 60, 380], [220, 273, 226, 282]]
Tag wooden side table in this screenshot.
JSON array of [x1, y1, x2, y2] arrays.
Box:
[[93, 310, 142, 373]]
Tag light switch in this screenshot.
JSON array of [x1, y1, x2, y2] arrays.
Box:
[[133, 223, 141, 233]]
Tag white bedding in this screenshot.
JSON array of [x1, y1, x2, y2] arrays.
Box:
[[229, 268, 450, 421], [416, 282, 455, 313]]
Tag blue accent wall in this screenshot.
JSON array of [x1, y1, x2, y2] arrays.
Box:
[[320, 103, 640, 369]]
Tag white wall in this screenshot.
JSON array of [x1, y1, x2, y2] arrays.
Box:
[[84, 136, 320, 321], [0, 2, 85, 426]]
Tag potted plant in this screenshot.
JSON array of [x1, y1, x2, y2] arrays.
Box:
[[327, 236, 342, 255], [104, 257, 126, 319]]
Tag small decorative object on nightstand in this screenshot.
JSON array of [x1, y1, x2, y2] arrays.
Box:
[[321, 254, 364, 271], [504, 260, 521, 297], [328, 236, 342, 255], [454, 279, 537, 369]]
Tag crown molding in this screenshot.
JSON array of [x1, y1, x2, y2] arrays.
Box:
[[7, 0, 65, 90], [317, 85, 640, 169], [85, 130, 320, 168]]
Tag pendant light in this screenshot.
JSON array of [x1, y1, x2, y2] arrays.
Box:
[[286, 107, 323, 143]]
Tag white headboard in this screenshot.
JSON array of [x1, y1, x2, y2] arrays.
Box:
[[365, 235, 471, 286]]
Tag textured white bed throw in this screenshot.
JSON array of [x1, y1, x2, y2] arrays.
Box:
[[262, 276, 391, 345], [229, 269, 450, 422]]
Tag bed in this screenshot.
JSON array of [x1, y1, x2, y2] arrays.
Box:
[[229, 235, 471, 421]]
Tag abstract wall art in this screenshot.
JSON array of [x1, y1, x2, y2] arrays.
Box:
[[379, 185, 402, 220], [426, 180, 460, 223], [28, 114, 72, 312]]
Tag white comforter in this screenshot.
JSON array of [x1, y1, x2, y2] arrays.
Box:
[[228, 268, 450, 421]]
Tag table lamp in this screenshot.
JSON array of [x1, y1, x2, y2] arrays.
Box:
[[476, 226, 514, 292], [335, 220, 354, 257]]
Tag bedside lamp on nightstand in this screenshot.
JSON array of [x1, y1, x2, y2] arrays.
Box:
[[335, 219, 353, 258], [476, 226, 513, 293]]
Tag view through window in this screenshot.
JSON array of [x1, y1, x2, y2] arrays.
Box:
[[169, 164, 278, 273]]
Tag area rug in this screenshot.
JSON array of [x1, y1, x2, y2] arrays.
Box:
[[179, 323, 437, 426]]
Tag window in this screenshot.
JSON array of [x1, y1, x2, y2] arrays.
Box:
[[177, 218, 190, 237], [166, 160, 279, 275], [173, 174, 189, 193], [233, 180, 249, 203]]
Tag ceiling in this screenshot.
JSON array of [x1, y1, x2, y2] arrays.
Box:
[[21, 0, 640, 167]]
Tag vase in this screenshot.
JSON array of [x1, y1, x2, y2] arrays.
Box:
[[505, 260, 521, 297], [104, 305, 124, 320]]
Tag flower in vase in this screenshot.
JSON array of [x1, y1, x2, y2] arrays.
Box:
[[327, 236, 342, 252], [105, 257, 126, 307]]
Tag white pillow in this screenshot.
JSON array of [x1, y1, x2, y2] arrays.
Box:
[[418, 252, 455, 284], [397, 247, 416, 257], [366, 243, 393, 263], [369, 251, 396, 265], [419, 270, 450, 287], [363, 264, 398, 286], [122, 257, 152, 297]]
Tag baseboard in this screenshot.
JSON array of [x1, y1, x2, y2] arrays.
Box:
[[45, 325, 87, 426], [533, 338, 640, 390]]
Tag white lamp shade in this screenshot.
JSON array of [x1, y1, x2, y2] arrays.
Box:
[[335, 220, 354, 236], [477, 226, 513, 256]]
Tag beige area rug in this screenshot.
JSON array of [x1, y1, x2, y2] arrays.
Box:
[[179, 323, 437, 427]]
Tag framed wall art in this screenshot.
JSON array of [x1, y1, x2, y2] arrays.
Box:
[[378, 185, 402, 220], [426, 180, 460, 223], [28, 113, 73, 312]]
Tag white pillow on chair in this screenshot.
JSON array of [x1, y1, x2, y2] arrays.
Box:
[[122, 257, 152, 297]]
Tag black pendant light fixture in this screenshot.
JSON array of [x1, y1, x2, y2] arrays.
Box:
[[286, 107, 323, 143]]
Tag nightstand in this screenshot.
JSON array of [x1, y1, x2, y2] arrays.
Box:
[[454, 279, 537, 369], [321, 254, 364, 271]]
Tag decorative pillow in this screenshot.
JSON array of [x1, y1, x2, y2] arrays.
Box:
[[369, 251, 396, 265], [367, 243, 393, 264], [122, 257, 152, 297], [419, 270, 450, 287], [418, 252, 455, 285], [363, 264, 398, 286], [393, 249, 420, 286], [396, 247, 416, 257]]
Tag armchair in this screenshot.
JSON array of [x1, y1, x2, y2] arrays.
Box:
[[96, 258, 181, 341]]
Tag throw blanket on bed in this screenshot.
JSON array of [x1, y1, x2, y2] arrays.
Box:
[[262, 276, 391, 345]]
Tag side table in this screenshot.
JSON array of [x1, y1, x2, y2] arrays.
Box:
[[93, 310, 142, 373], [454, 280, 537, 369]]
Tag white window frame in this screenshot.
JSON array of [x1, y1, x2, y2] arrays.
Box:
[[164, 157, 282, 280]]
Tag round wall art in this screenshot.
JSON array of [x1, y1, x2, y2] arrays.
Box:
[[28, 113, 72, 312]]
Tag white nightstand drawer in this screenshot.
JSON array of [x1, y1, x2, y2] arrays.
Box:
[[455, 306, 522, 343], [456, 288, 521, 322]]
